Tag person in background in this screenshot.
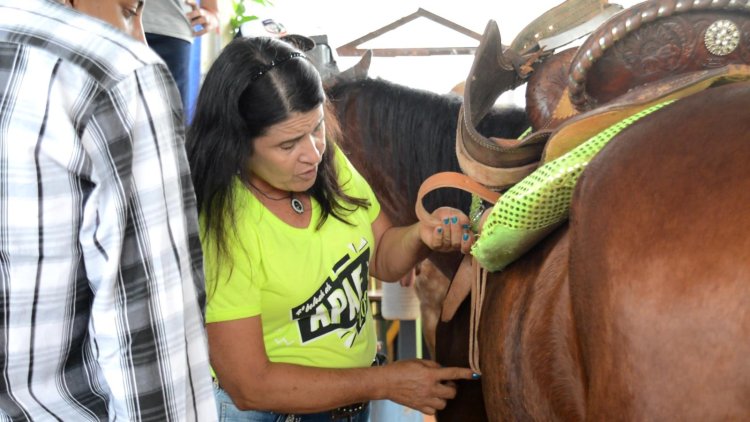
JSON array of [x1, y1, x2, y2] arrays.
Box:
[[0, 0, 216, 420], [143, 0, 219, 114], [187, 36, 479, 422]]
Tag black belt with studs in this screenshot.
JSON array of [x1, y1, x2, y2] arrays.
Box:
[[329, 401, 368, 420], [327, 354, 386, 420]]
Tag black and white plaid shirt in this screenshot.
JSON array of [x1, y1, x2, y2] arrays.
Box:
[[0, 1, 216, 420]]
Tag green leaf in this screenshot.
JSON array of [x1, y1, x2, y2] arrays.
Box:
[[230, 0, 270, 33]]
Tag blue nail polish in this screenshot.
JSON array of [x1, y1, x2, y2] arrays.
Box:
[[437, 227, 443, 234], [443, 218, 450, 225], [451, 216, 458, 224], [462, 224, 470, 230], [462, 233, 469, 241], [471, 372, 481, 380]]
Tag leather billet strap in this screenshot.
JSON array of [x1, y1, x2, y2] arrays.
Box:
[[414, 172, 500, 224], [437, 254, 487, 375], [469, 258, 488, 375], [415, 172, 499, 375], [415, 171, 498, 324]]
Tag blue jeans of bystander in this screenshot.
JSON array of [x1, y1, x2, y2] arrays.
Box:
[[144, 33, 192, 113]]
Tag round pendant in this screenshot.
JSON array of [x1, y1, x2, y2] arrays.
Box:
[[291, 197, 304, 214]]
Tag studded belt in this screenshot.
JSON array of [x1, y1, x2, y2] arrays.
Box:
[[327, 354, 385, 420], [329, 401, 368, 420], [215, 354, 386, 421]]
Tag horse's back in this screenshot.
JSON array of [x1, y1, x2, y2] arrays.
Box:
[[570, 82, 750, 420]]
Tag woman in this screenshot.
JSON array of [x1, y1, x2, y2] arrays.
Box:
[[187, 36, 478, 421]]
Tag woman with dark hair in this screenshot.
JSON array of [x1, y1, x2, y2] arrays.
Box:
[[187, 36, 478, 421]]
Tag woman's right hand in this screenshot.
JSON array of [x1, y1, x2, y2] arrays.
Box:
[[379, 359, 476, 415], [418, 207, 475, 255]]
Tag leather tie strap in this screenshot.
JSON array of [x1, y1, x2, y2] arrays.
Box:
[[416, 171, 500, 375], [415, 172, 500, 223], [469, 259, 488, 375]]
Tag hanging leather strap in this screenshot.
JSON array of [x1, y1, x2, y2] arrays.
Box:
[[469, 259, 488, 375], [415, 171, 499, 375]]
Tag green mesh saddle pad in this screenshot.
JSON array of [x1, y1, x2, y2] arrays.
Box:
[[471, 100, 674, 272]]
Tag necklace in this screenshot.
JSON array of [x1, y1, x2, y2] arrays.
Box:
[[246, 181, 304, 214]]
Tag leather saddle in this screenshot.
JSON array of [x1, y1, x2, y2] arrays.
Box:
[[457, 0, 750, 191], [436, 0, 750, 324]]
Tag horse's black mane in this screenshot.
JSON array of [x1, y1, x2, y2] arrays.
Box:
[[328, 77, 529, 219]]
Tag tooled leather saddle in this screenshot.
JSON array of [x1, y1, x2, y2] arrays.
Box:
[[417, 0, 750, 374]]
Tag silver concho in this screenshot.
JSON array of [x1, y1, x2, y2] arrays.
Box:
[[704, 20, 740, 56]]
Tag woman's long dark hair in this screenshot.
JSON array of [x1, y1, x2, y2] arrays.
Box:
[[187, 36, 369, 267]]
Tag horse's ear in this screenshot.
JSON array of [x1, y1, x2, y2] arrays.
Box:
[[351, 49, 372, 80], [323, 49, 371, 89]]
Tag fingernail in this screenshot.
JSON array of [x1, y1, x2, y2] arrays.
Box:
[[471, 372, 481, 380], [462, 233, 469, 241], [462, 224, 470, 230], [437, 227, 443, 234], [443, 218, 450, 225], [451, 216, 458, 224]]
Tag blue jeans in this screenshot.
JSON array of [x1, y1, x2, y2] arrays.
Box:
[[144, 33, 191, 113], [214, 383, 371, 422]]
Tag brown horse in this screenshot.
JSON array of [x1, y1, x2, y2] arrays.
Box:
[[432, 1, 750, 420]]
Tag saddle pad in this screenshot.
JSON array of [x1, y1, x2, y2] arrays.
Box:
[[471, 100, 673, 272]]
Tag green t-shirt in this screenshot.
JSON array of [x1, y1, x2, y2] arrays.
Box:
[[204, 147, 381, 369]]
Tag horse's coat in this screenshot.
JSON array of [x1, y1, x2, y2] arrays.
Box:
[[568, 83, 750, 420]]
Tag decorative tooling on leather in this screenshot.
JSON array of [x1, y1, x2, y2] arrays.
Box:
[[568, 0, 750, 111]]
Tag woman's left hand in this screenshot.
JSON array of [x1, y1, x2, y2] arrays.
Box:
[[419, 207, 475, 254]]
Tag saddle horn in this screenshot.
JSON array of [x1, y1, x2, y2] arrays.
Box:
[[509, 0, 617, 55]]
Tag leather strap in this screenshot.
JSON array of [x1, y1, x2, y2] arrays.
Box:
[[455, 107, 542, 190], [416, 172, 500, 375], [415, 172, 500, 223], [469, 259, 488, 375], [440, 255, 474, 323]]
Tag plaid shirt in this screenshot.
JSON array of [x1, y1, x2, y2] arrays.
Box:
[[0, 1, 216, 420]]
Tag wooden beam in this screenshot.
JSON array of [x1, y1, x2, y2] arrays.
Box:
[[339, 47, 477, 57], [336, 8, 481, 57]]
